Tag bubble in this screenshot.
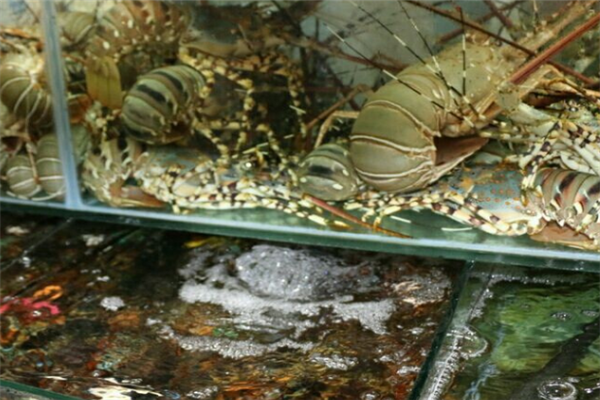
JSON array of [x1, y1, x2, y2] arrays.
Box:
[[537, 379, 577, 400], [582, 310, 599, 318], [396, 365, 421, 376], [179, 245, 396, 337], [458, 327, 489, 360], [551, 311, 572, 321], [360, 391, 379, 400], [20, 255, 31, 268], [100, 296, 125, 311], [410, 327, 425, 335], [187, 387, 219, 399]]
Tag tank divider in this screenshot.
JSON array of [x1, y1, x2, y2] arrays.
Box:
[[41, 0, 82, 209]]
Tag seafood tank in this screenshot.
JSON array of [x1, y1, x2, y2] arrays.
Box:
[[1, 2, 599, 398], [1, 1, 599, 267]]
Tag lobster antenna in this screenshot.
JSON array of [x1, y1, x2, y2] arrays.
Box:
[[348, 0, 478, 126], [407, 0, 596, 85], [457, 5, 468, 98], [482, 0, 515, 39], [397, 0, 480, 119], [325, 24, 466, 124], [348, 1, 453, 95], [347, 0, 430, 68], [438, 0, 520, 44], [531, 0, 541, 28], [93, 0, 100, 21], [269, 1, 304, 36], [23, 0, 40, 24]]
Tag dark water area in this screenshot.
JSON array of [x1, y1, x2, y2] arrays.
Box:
[[0, 213, 461, 399], [0, 214, 65, 266]]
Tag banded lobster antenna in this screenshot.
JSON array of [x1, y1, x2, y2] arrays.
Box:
[[457, 5, 468, 102], [437, 1, 520, 45], [348, 0, 480, 123], [406, 0, 598, 86], [324, 24, 466, 125], [395, 0, 480, 120]]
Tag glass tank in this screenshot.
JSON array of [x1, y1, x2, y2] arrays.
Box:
[[1, 0, 599, 268], [0, 1, 75, 206]]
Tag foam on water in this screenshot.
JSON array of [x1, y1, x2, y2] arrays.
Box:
[[159, 326, 314, 360], [309, 353, 359, 371], [178, 245, 396, 339], [234, 245, 380, 300], [171, 245, 455, 362], [392, 268, 451, 306], [100, 296, 125, 311]]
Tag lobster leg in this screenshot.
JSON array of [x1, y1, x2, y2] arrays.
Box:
[[315, 110, 360, 148], [214, 50, 308, 143], [183, 54, 260, 160], [179, 48, 306, 164], [480, 129, 599, 176], [519, 126, 561, 201], [348, 187, 518, 236], [580, 198, 600, 229], [519, 123, 600, 203], [392, 198, 522, 236], [147, 162, 350, 229], [191, 119, 235, 166], [425, 201, 525, 236], [529, 222, 599, 251]]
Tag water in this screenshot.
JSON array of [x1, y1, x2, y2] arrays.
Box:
[[420, 266, 600, 400], [0, 213, 460, 399]]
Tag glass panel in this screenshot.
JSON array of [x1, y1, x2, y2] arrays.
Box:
[[0, 1, 71, 206], [1, 212, 463, 399], [3, 202, 600, 271], [1, 379, 78, 400], [416, 264, 600, 400], [5, 0, 598, 267]]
